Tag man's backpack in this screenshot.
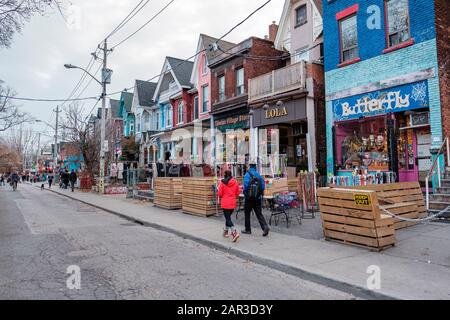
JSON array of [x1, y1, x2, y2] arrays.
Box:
[[246, 172, 262, 200]]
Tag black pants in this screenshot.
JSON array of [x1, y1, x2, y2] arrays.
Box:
[[70, 181, 75, 191], [223, 209, 234, 229], [244, 198, 268, 232], [48, 181, 52, 188]]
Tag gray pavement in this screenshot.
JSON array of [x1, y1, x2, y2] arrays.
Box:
[[36, 183, 450, 300], [0, 183, 357, 300]]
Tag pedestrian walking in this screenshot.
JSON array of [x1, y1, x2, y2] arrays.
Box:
[[242, 161, 270, 237], [69, 170, 77, 192], [48, 175, 53, 189], [62, 170, 69, 190], [217, 170, 241, 242], [0, 174, 4, 186]]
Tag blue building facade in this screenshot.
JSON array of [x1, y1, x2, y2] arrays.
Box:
[[323, 0, 443, 187]]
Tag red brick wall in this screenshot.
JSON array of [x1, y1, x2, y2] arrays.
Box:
[[435, 0, 450, 141], [210, 37, 286, 107], [308, 63, 327, 175]]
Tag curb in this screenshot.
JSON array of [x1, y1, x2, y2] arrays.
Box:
[[41, 186, 399, 300]]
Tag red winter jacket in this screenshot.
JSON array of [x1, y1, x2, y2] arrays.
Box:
[[218, 177, 240, 210]]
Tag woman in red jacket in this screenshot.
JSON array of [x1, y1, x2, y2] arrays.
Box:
[[218, 170, 240, 242]]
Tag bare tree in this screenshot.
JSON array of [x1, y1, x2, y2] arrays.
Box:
[[0, 0, 62, 48], [0, 81, 28, 132], [60, 102, 102, 178]]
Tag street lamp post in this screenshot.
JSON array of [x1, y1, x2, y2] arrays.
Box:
[[64, 40, 112, 194]]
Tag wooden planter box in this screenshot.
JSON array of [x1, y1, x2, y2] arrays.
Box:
[[338, 182, 427, 230], [318, 188, 396, 251], [154, 178, 183, 210], [182, 178, 218, 217]]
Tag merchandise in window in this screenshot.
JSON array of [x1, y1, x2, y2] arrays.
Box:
[[336, 117, 389, 171]]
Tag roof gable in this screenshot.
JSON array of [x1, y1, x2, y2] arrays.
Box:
[[153, 57, 194, 101], [190, 34, 236, 84], [275, 0, 323, 51], [109, 99, 121, 118], [120, 91, 134, 113], [135, 80, 157, 107]]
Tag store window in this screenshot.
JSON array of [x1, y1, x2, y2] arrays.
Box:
[[339, 15, 358, 62], [385, 0, 411, 47], [335, 117, 389, 171]]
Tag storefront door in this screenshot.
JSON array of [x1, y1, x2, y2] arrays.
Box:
[[398, 129, 418, 183]]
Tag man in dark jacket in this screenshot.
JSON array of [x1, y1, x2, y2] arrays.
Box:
[[69, 170, 77, 192], [242, 161, 270, 237]]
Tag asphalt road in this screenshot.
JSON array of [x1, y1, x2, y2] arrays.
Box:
[[0, 183, 357, 300]]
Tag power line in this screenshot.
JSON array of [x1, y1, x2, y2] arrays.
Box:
[[104, 0, 151, 40], [106, 0, 274, 97], [216, 0, 272, 42], [110, 0, 175, 50], [0, 96, 98, 102]]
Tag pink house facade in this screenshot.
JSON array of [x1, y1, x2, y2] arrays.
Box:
[[190, 34, 236, 163]]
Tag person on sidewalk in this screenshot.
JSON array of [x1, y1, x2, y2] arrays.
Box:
[[217, 170, 241, 243], [242, 161, 270, 237], [69, 170, 77, 192], [48, 175, 53, 189]]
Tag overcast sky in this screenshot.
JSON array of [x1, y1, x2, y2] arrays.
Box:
[[0, 0, 284, 143]]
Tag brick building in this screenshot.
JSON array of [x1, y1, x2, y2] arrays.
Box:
[[248, 0, 326, 177], [434, 0, 450, 145], [323, 0, 445, 187], [209, 37, 286, 173]]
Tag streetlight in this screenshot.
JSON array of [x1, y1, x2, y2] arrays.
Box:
[[64, 43, 113, 194], [64, 64, 103, 86]]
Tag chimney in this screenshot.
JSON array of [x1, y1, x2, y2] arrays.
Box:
[[269, 21, 278, 42]]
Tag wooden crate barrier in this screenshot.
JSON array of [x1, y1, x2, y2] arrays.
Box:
[[154, 178, 183, 210], [318, 188, 396, 251], [182, 178, 218, 217], [339, 182, 427, 230]]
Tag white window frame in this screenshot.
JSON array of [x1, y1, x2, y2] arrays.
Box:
[[194, 96, 199, 120], [177, 101, 184, 124], [236, 68, 245, 96], [218, 75, 225, 102], [201, 85, 209, 114], [166, 105, 173, 128], [202, 54, 208, 75]]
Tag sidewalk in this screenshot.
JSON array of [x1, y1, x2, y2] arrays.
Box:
[[38, 184, 450, 300]]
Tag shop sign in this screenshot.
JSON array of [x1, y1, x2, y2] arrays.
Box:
[[354, 194, 371, 206], [265, 107, 288, 119], [333, 80, 429, 121], [215, 114, 250, 131], [253, 99, 306, 127]]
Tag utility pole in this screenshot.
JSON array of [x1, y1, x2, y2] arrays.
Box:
[[98, 39, 110, 194], [53, 106, 61, 169], [36, 133, 41, 170]]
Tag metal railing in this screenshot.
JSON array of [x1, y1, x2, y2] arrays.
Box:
[[425, 136, 449, 210]]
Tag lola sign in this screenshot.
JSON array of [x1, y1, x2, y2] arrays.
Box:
[[333, 80, 429, 121]]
